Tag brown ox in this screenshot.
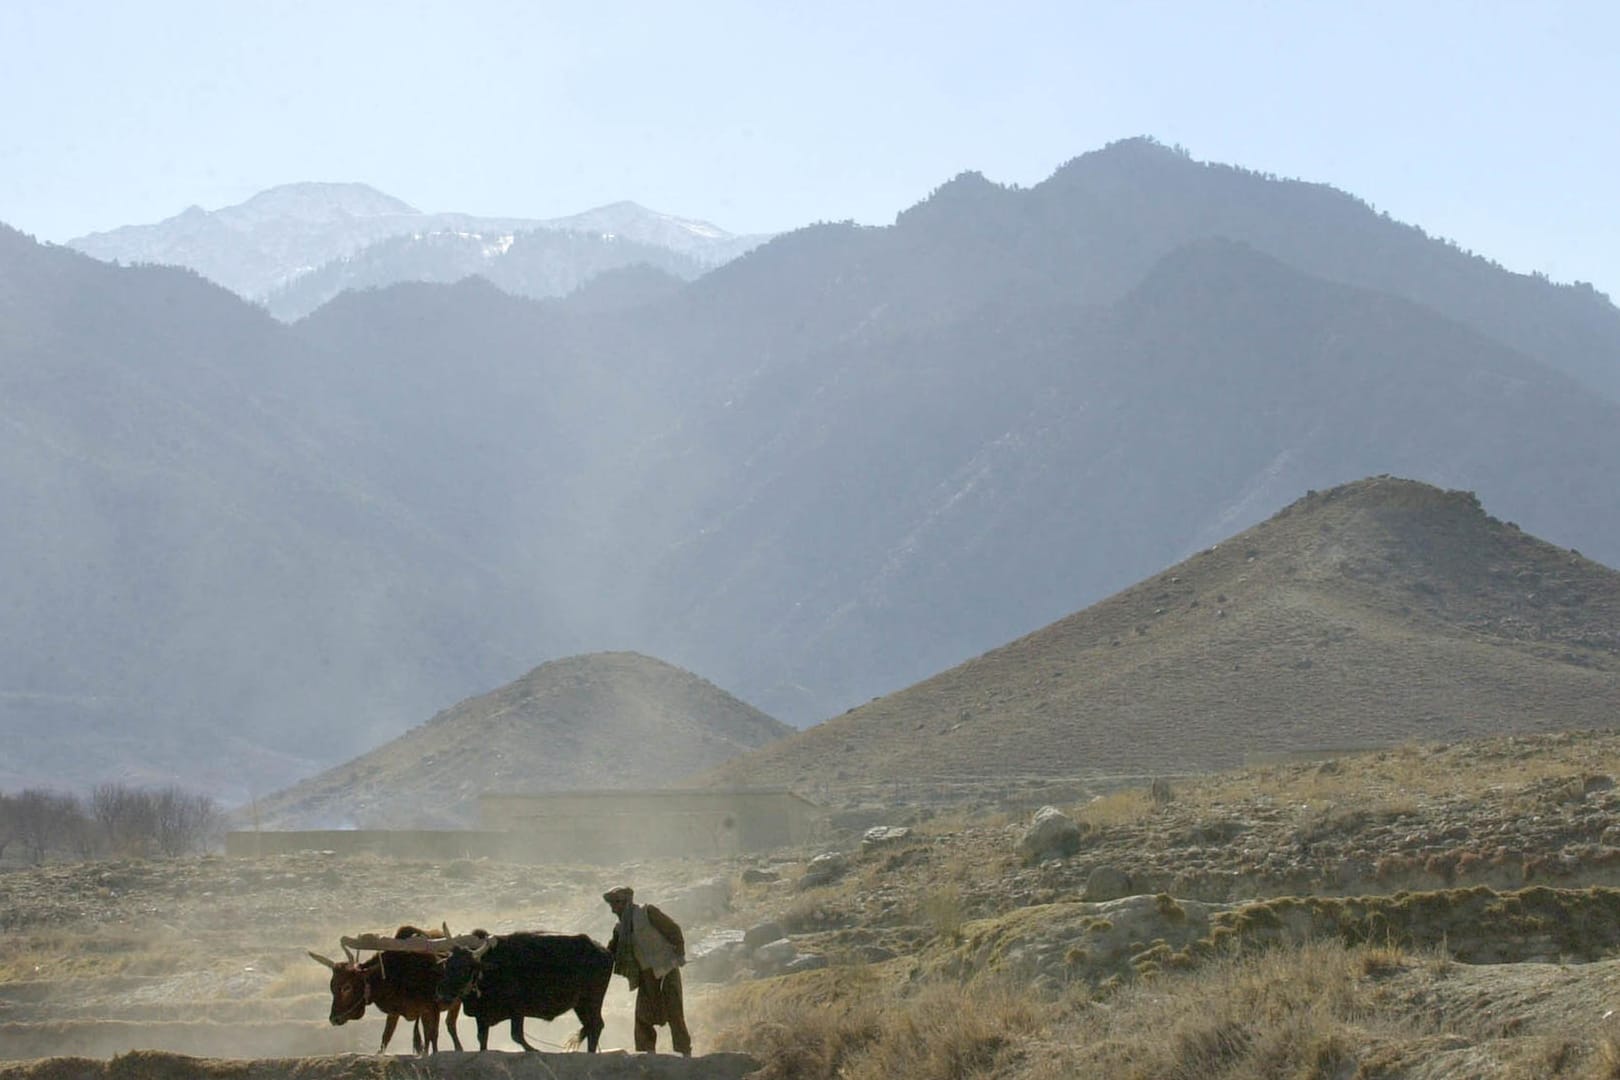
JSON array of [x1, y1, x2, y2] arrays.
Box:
[[308, 924, 462, 1054]]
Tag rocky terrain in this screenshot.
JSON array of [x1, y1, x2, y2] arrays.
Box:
[[9, 729, 1620, 1076]]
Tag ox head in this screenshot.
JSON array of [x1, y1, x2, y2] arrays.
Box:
[[433, 935, 495, 1006], [308, 946, 372, 1025]]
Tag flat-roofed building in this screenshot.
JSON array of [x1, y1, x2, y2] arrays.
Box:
[[479, 788, 824, 860]]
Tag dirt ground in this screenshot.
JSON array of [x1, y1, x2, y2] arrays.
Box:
[[0, 849, 761, 1071], [0, 1049, 764, 1080], [13, 733, 1620, 1078]]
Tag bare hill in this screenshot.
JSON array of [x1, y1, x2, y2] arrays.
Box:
[[249, 652, 790, 828], [701, 477, 1620, 799]]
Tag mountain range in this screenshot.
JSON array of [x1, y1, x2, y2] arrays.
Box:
[[65, 183, 769, 318], [5, 136, 1619, 802]]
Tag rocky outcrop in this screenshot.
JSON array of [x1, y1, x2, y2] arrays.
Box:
[[921, 886, 1620, 993]]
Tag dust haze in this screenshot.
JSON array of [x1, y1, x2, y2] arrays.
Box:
[[0, 848, 744, 1067]]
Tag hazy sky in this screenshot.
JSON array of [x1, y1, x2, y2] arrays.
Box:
[[4, 1, 1617, 295]]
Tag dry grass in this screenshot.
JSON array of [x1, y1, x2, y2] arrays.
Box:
[[714, 936, 1620, 1080], [1058, 730, 1620, 839], [915, 807, 1016, 834], [0, 929, 192, 981], [1584, 1031, 1620, 1080], [919, 884, 964, 943], [710, 971, 1047, 1080], [778, 894, 857, 936], [1073, 790, 1157, 829]]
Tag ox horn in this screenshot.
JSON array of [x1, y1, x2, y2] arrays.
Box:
[[342, 943, 357, 964], [471, 936, 496, 959], [441, 921, 452, 939], [308, 951, 337, 969]]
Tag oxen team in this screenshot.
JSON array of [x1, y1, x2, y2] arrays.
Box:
[[308, 923, 614, 1055]]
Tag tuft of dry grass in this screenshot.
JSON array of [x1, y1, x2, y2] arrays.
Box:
[[711, 973, 1046, 1080], [1584, 1030, 1620, 1080], [920, 884, 964, 943], [1074, 789, 1156, 829], [778, 894, 856, 935]]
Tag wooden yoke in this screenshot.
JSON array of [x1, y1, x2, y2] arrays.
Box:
[[340, 932, 489, 954]]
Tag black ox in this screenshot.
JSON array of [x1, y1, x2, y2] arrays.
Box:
[[308, 924, 462, 1054], [434, 931, 613, 1051]]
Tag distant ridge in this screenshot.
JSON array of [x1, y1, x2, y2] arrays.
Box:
[[700, 478, 1620, 799], [249, 652, 791, 828], [66, 183, 770, 310], [214, 181, 418, 223], [1032, 137, 1620, 402]]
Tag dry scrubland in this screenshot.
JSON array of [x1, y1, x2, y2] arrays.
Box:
[[7, 731, 1620, 1077]]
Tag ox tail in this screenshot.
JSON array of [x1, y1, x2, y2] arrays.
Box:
[[562, 1029, 584, 1052]]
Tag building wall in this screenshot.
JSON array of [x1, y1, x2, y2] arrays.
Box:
[[480, 791, 823, 861], [224, 829, 528, 860], [225, 791, 823, 863]]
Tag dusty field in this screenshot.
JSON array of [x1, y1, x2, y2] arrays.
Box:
[[11, 730, 1620, 1078], [0, 849, 748, 1063]]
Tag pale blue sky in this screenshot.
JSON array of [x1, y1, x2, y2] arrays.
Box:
[[3, 1, 1617, 295]]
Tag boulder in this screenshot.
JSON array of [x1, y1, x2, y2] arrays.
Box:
[[782, 953, 829, 974], [752, 938, 798, 975], [662, 876, 732, 925], [861, 825, 912, 852], [797, 852, 848, 890], [685, 928, 747, 984], [1084, 865, 1132, 902], [1018, 806, 1083, 864], [743, 920, 786, 949]]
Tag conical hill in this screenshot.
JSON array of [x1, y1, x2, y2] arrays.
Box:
[[250, 652, 789, 828], [702, 477, 1620, 800]]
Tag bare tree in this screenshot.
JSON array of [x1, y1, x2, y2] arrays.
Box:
[[0, 792, 16, 862], [6, 784, 223, 863], [93, 783, 158, 857], [62, 799, 95, 860], [11, 789, 82, 864], [154, 785, 222, 856]]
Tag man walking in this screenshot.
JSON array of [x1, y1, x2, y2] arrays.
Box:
[[603, 885, 691, 1056]]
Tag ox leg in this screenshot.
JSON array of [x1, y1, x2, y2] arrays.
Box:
[[577, 1005, 605, 1053], [476, 1017, 491, 1051], [445, 1002, 464, 1051], [377, 1013, 401, 1054], [510, 1016, 538, 1052], [421, 1010, 439, 1055]]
